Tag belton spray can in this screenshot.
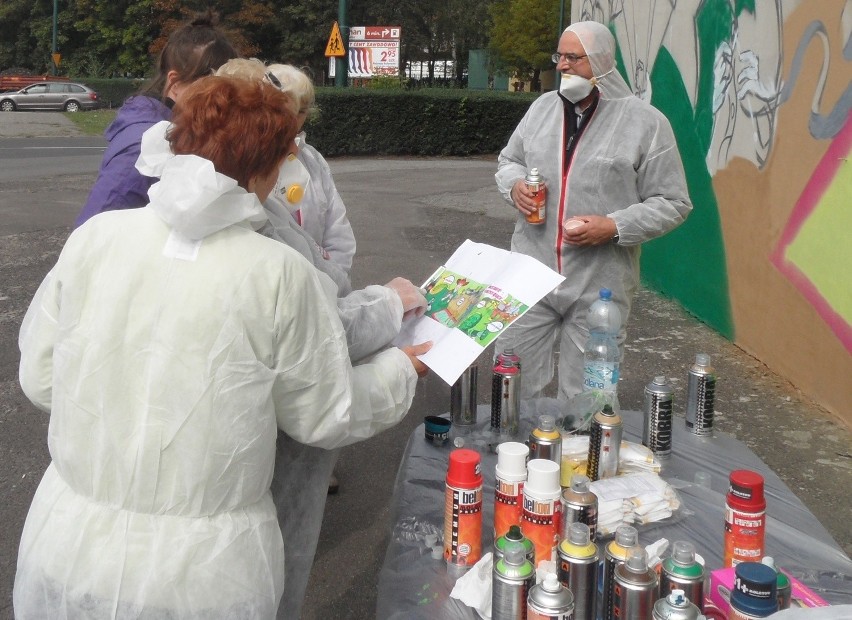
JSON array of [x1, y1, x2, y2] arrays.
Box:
[[494, 523, 536, 565], [560, 473, 598, 541], [642, 375, 673, 460], [652, 589, 702, 620], [586, 405, 622, 482], [443, 449, 483, 576], [613, 547, 659, 620], [685, 353, 715, 436], [521, 459, 562, 568], [524, 168, 547, 225], [492, 352, 521, 436], [493, 542, 536, 620], [494, 442, 529, 542], [528, 414, 562, 465], [527, 573, 574, 620], [557, 522, 598, 620], [660, 541, 705, 612], [724, 470, 766, 567], [599, 524, 638, 620]]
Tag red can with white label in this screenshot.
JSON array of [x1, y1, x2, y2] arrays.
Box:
[[443, 448, 483, 573], [724, 470, 766, 566]]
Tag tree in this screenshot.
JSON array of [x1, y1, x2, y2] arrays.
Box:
[[489, 0, 563, 90]]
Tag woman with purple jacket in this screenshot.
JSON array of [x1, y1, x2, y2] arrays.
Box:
[[75, 10, 238, 227]]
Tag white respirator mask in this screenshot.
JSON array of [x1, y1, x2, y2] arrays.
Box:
[[559, 73, 596, 103], [276, 153, 311, 209]]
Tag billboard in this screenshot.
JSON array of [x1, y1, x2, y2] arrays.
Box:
[[347, 26, 401, 78]]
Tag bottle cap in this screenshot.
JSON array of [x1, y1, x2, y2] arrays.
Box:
[[542, 573, 561, 593], [625, 546, 648, 572], [504, 542, 526, 565], [727, 470, 766, 511], [446, 448, 482, 488], [614, 524, 638, 547], [496, 441, 529, 482], [568, 522, 591, 545], [538, 414, 555, 432], [570, 473, 591, 493], [695, 353, 711, 366], [599, 287, 612, 300], [671, 541, 696, 565], [524, 459, 561, 499]]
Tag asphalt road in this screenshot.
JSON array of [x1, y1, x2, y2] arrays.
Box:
[[1, 112, 850, 619]]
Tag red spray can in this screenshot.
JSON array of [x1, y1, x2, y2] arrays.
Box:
[[444, 448, 483, 575], [724, 470, 766, 566]]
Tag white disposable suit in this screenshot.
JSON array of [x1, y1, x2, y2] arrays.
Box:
[[14, 144, 418, 617], [495, 21, 692, 399]]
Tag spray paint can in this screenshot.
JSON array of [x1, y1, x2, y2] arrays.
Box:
[[652, 589, 702, 620], [527, 573, 574, 620], [521, 459, 562, 568], [494, 523, 536, 565], [492, 353, 521, 437], [528, 414, 562, 465], [600, 524, 638, 620], [685, 353, 715, 436], [443, 449, 483, 576], [660, 541, 705, 612], [613, 547, 659, 620], [560, 473, 598, 541], [724, 470, 766, 567], [557, 522, 598, 620], [524, 168, 547, 225], [494, 442, 529, 541], [493, 542, 536, 620], [586, 405, 622, 482], [761, 557, 791, 611], [451, 363, 479, 428], [728, 561, 778, 619], [642, 375, 673, 460]]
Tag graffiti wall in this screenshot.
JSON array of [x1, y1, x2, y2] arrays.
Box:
[[573, 0, 851, 425]]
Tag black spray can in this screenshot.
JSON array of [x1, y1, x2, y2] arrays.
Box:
[[613, 547, 659, 620], [491, 352, 521, 437], [493, 542, 536, 620], [685, 353, 715, 436], [557, 521, 598, 620], [560, 473, 598, 541], [642, 376, 673, 459], [527, 573, 574, 619], [587, 405, 622, 482]]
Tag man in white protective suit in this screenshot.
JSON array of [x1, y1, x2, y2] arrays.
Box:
[[495, 20, 692, 401]]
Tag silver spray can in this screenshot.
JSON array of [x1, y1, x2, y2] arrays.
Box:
[[560, 473, 598, 541], [527, 573, 574, 619], [557, 522, 598, 620], [613, 547, 659, 620], [586, 405, 622, 481], [528, 414, 562, 465], [685, 353, 715, 436], [652, 589, 702, 620], [660, 541, 705, 612], [451, 363, 479, 428], [600, 524, 638, 620], [642, 376, 673, 459], [493, 542, 536, 620], [492, 352, 521, 437]]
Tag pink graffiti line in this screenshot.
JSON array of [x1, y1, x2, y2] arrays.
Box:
[[770, 111, 852, 353]]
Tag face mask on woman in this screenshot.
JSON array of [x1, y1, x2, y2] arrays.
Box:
[[275, 153, 311, 211]]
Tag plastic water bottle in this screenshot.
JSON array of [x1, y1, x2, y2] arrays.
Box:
[[582, 288, 621, 393]]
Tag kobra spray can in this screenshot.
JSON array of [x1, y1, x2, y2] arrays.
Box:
[[642, 375, 673, 460], [652, 589, 702, 620], [528, 414, 562, 465], [527, 573, 574, 620], [560, 473, 598, 541], [443, 449, 483, 577], [557, 522, 598, 620], [521, 459, 562, 568], [613, 547, 659, 620], [685, 353, 715, 436], [599, 524, 638, 620], [494, 523, 536, 565], [586, 405, 622, 482], [494, 442, 529, 542], [660, 541, 705, 612], [492, 352, 521, 437], [493, 542, 536, 620]]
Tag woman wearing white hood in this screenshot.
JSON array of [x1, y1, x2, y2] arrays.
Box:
[[14, 75, 430, 618]]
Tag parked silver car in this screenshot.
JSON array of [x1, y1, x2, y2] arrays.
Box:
[[0, 82, 100, 112]]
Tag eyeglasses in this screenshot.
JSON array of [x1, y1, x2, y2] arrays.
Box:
[[552, 52, 588, 65]]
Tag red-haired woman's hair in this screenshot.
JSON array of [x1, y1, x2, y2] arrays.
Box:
[[168, 76, 298, 190]]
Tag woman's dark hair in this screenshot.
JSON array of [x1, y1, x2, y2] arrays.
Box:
[[141, 9, 239, 100]]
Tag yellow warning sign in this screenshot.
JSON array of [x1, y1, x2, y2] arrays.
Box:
[[52, 53, 62, 67], [325, 21, 346, 57]]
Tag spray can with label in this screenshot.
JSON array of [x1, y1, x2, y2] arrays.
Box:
[[652, 589, 702, 620], [613, 547, 659, 620], [522, 459, 562, 568], [443, 449, 483, 576], [494, 523, 536, 565], [527, 573, 574, 620], [685, 353, 716, 436], [493, 542, 536, 620], [494, 442, 529, 541], [557, 522, 598, 620], [587, 405, 622, 482], [524, 168, 547, 225], [600, 524, 639, 620], [724, 470, 766, 567], [728, 561, 778, 619], [761, 557, 791, 611], [528, 414, 562, 466], [451, 363, 479, 429], [492, 353, 521, 437], [660, 541, 705, 612], [642, 375, 673, 460], [560, 473, 598, 541]]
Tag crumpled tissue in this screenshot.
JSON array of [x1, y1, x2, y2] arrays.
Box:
[[590, 472, 680, 536], [449, 553, 493, 620]]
